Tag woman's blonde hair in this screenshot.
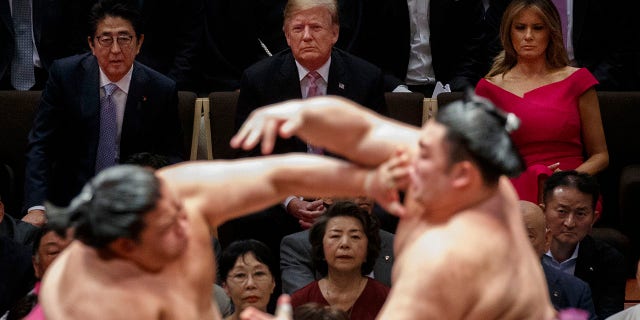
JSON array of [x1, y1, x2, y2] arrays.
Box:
[[486, 0, 569, 77]]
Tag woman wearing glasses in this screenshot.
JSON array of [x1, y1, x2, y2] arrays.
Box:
[[220, 240, 277, 320]]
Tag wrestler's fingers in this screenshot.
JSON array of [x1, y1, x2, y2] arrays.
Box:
[[280, 117, 303, 139], [261, 119, 279, 155], [274, 294, 293, 320], [240, 307, 275, 320], [230, 122, 250, 149]]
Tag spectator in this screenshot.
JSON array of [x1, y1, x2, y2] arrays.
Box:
[[520, 200, 596, 320], [23, 0, 184, 227], [220, 240, 277, 319], [280, 197, 393, 294], [0, 0, 92, 90], [6, 225, 73, 319], [224, 0, 388, 297], [542, 170, 626, 319], [290, 201, 389, 319], [294, 302, 348, 320], [475, 0, 608, 204]]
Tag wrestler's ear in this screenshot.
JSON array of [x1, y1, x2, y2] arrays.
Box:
[[450, 161, 474, 189]]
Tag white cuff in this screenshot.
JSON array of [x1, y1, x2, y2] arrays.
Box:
[[283, 196, 303, 209], [28, 205, 46, 212]]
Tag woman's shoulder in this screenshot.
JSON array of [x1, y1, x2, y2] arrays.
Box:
[[553, 67, 598, 93]]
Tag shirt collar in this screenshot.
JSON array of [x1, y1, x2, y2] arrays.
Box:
[[295, 58, 331, 83], [545, 242, 580, 263], [99, 65, 134, 94]]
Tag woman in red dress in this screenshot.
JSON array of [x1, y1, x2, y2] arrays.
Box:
[[475, 0, 608, 207]]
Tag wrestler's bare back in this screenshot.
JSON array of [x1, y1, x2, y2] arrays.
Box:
[[39, 208, 222, 320], [379, 179, 556, 320]]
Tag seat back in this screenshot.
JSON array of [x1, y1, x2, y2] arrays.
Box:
[[208, 91, 240, 159], [435, 92, 464, 112], [596, 92, 640, 226], [0, 90, 42, 214], [176, 91, 198, 159], [384, 92, 424, 127]]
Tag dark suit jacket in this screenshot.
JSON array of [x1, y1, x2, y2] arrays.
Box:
[[200, 0, 288, 92], [542, 263, 597, 320], [575, 235, 626, 319], [430, 0, 491, 91], [280, 229, 394, 294], [572, 0, 640, 90], [24, 53, 184, 209], [336, 0, 410, 91], [0, 0, 91, 86], [235, 47, 387, 157], [135, 0, 205, 91]]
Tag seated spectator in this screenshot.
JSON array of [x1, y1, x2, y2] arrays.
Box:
[[520, 200, 596, 320], [226, 0, 388, 300], [7, 225, 73, 319], [294, 302, 348, 320], [290, 201, 389, 319], [219, 239, 278, 320], [280, 197, 393, 294], [542, 171, 625, 319], [605, 258, 640, 320], [22, 0, 185, 228], [475, 0, 608, 205]]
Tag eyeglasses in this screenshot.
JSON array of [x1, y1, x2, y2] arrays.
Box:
[[227, 270, 272, 284], [94, 34, 134, 48]]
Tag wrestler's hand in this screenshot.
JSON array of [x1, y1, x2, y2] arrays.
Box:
[[231, 100, 304, 155], [241, 294, 293, 320], [365, 148, 411, 217], [286, 199, 326, 229]]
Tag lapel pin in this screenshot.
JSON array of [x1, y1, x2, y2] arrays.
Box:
[[385, 255, 390, 261], [338, 83, 345, 90]]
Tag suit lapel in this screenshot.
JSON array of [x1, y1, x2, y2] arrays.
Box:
[[121, 62, 148, 160], [327, 49, 347, 96], [278, 52, 304, 100], [574, 236, 596, 284], [80, 54, 101, 169]]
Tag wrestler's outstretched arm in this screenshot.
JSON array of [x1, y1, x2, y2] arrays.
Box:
[[231, 96, 421, 167], [157, 154, 407, 227]]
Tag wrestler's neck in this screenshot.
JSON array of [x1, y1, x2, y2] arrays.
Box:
[[92, 242, 166, 274], [418, 183, 498, 224]]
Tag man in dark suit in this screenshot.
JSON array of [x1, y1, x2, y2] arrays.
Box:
[[542, 171, 626, 319], [0, 0, 92, 90], [22, 0, 183, 226], [520, 200, 597, 320], [280, 197, 394, 294], [227, 0, 386, 303], [231, 0, 386, 224], [429, 0, 496, 91]]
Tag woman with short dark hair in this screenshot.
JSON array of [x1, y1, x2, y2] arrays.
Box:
[[291, 201, 388, 320]]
